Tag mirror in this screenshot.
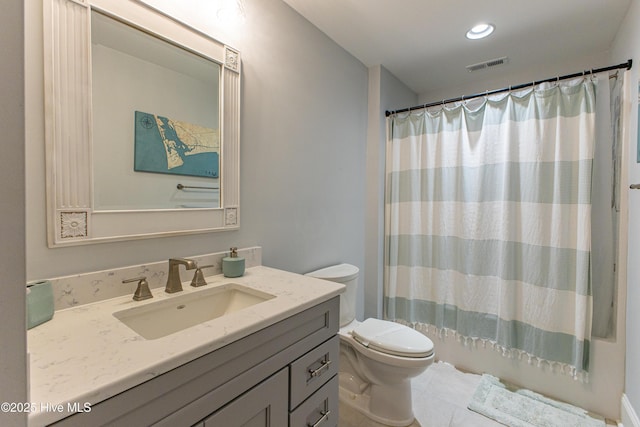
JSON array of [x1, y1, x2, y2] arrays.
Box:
[[43, 0, 240, 247], [92, 11, 221, 210]]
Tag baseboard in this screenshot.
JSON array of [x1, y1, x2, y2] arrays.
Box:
[[622, 394, 640, 427]]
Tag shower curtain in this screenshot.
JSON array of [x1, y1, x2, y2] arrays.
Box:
[[384, 75, 622, 379]]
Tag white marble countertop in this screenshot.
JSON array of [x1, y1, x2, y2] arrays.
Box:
[[27, 266, 344, 426]]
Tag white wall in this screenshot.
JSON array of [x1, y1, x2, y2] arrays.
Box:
[[1, 1, 27, 426], [611, 0, 640, 422], [25, 0, 368, 321], [387, 50, 626, 419], [365, 65, 417, 319]]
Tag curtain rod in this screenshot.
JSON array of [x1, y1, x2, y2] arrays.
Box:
[[385, 59, 632, 117]]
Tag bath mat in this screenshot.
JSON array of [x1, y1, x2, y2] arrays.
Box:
[[468, 374, 605, 427]]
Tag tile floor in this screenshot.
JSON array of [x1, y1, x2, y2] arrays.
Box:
[[338, 361, 616, 427]]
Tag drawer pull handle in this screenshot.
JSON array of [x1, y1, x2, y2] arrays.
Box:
[[308, 359, 332, 378], [308, 410, 330, 427]]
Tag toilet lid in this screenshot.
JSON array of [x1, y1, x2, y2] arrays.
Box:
[[306, 263, 359, 282], [351, 318, 434, 358]]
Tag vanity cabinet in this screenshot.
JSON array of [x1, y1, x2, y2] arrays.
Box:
[[198, 368, 288, 426], [50, 297, 339, 427]]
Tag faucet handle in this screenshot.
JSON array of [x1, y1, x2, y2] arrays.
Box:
[[190, 265, 214, 287], [123, 276, 153, 301]]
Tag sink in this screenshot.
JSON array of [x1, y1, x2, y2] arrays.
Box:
[[113, 283, 275, 339]]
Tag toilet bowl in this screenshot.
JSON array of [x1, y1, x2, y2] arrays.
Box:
[[306, 264, 434, 427]]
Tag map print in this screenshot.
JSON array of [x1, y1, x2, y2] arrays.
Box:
[[134, 111, 219, 178]]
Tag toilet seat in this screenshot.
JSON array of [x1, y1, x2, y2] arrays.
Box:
[[351, 318, 434, 358]]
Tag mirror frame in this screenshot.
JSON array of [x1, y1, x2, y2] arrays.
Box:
[[43, 0, 240, 247]]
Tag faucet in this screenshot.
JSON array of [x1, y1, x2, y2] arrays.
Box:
[[122, 276, 153, 301], [165, 258, 197, 293]]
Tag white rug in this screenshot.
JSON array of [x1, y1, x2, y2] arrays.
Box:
[[468, 374, 606, 427]]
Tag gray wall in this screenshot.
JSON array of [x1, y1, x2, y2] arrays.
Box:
[[0, 1, 27, 426], [611, 0, 640, 418], [364, 65, 417, 319], [25, 0, 368, 320]]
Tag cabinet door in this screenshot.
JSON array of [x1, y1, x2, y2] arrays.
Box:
[[203, 368, 288, 427]]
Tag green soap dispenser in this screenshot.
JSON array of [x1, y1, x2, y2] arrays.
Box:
[[222, 247, 245, 278]]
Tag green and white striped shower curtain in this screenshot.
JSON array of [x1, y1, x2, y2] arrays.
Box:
[[384, 80, 597, 378]]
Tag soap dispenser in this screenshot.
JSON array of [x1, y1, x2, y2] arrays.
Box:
[[222, 247, 245, 278]]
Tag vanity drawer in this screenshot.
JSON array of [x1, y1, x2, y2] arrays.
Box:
[[290, 335, 339, 409], [289, 375, 338, 427]]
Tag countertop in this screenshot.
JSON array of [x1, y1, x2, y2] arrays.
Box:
[[27, 266, 344, 426]]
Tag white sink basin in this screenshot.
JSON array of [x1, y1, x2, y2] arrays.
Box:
[[113, 283, 275, 339]]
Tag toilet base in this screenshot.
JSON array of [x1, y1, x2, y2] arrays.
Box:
[[338, 373, 415, 427]]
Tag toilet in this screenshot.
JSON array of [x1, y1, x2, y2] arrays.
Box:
[[306, 263, 434, 427]]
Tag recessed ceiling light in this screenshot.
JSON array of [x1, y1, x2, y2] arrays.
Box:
[[466, 23, 495, 40]]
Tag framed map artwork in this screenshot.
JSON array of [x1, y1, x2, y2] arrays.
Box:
[[134, 111, 219, 178]]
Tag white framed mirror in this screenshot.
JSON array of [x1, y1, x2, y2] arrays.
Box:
[[43, 0, 240, 247]]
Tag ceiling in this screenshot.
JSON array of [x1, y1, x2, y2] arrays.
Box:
[[281, 0, 631, 95]]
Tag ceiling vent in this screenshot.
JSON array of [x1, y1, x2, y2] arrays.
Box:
[[466, 56, 509, 72]]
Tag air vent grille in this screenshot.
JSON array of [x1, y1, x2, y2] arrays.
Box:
[[466, 56, 509, 72]]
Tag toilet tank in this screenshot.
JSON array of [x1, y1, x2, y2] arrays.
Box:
[[306, 263, 358, 327]]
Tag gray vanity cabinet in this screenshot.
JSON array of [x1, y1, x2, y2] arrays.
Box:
[[199, 368, 289, 426], [51, 297, 339, 427]]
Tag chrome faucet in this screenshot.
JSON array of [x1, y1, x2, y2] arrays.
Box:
[[165, 258, 197, 293]]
